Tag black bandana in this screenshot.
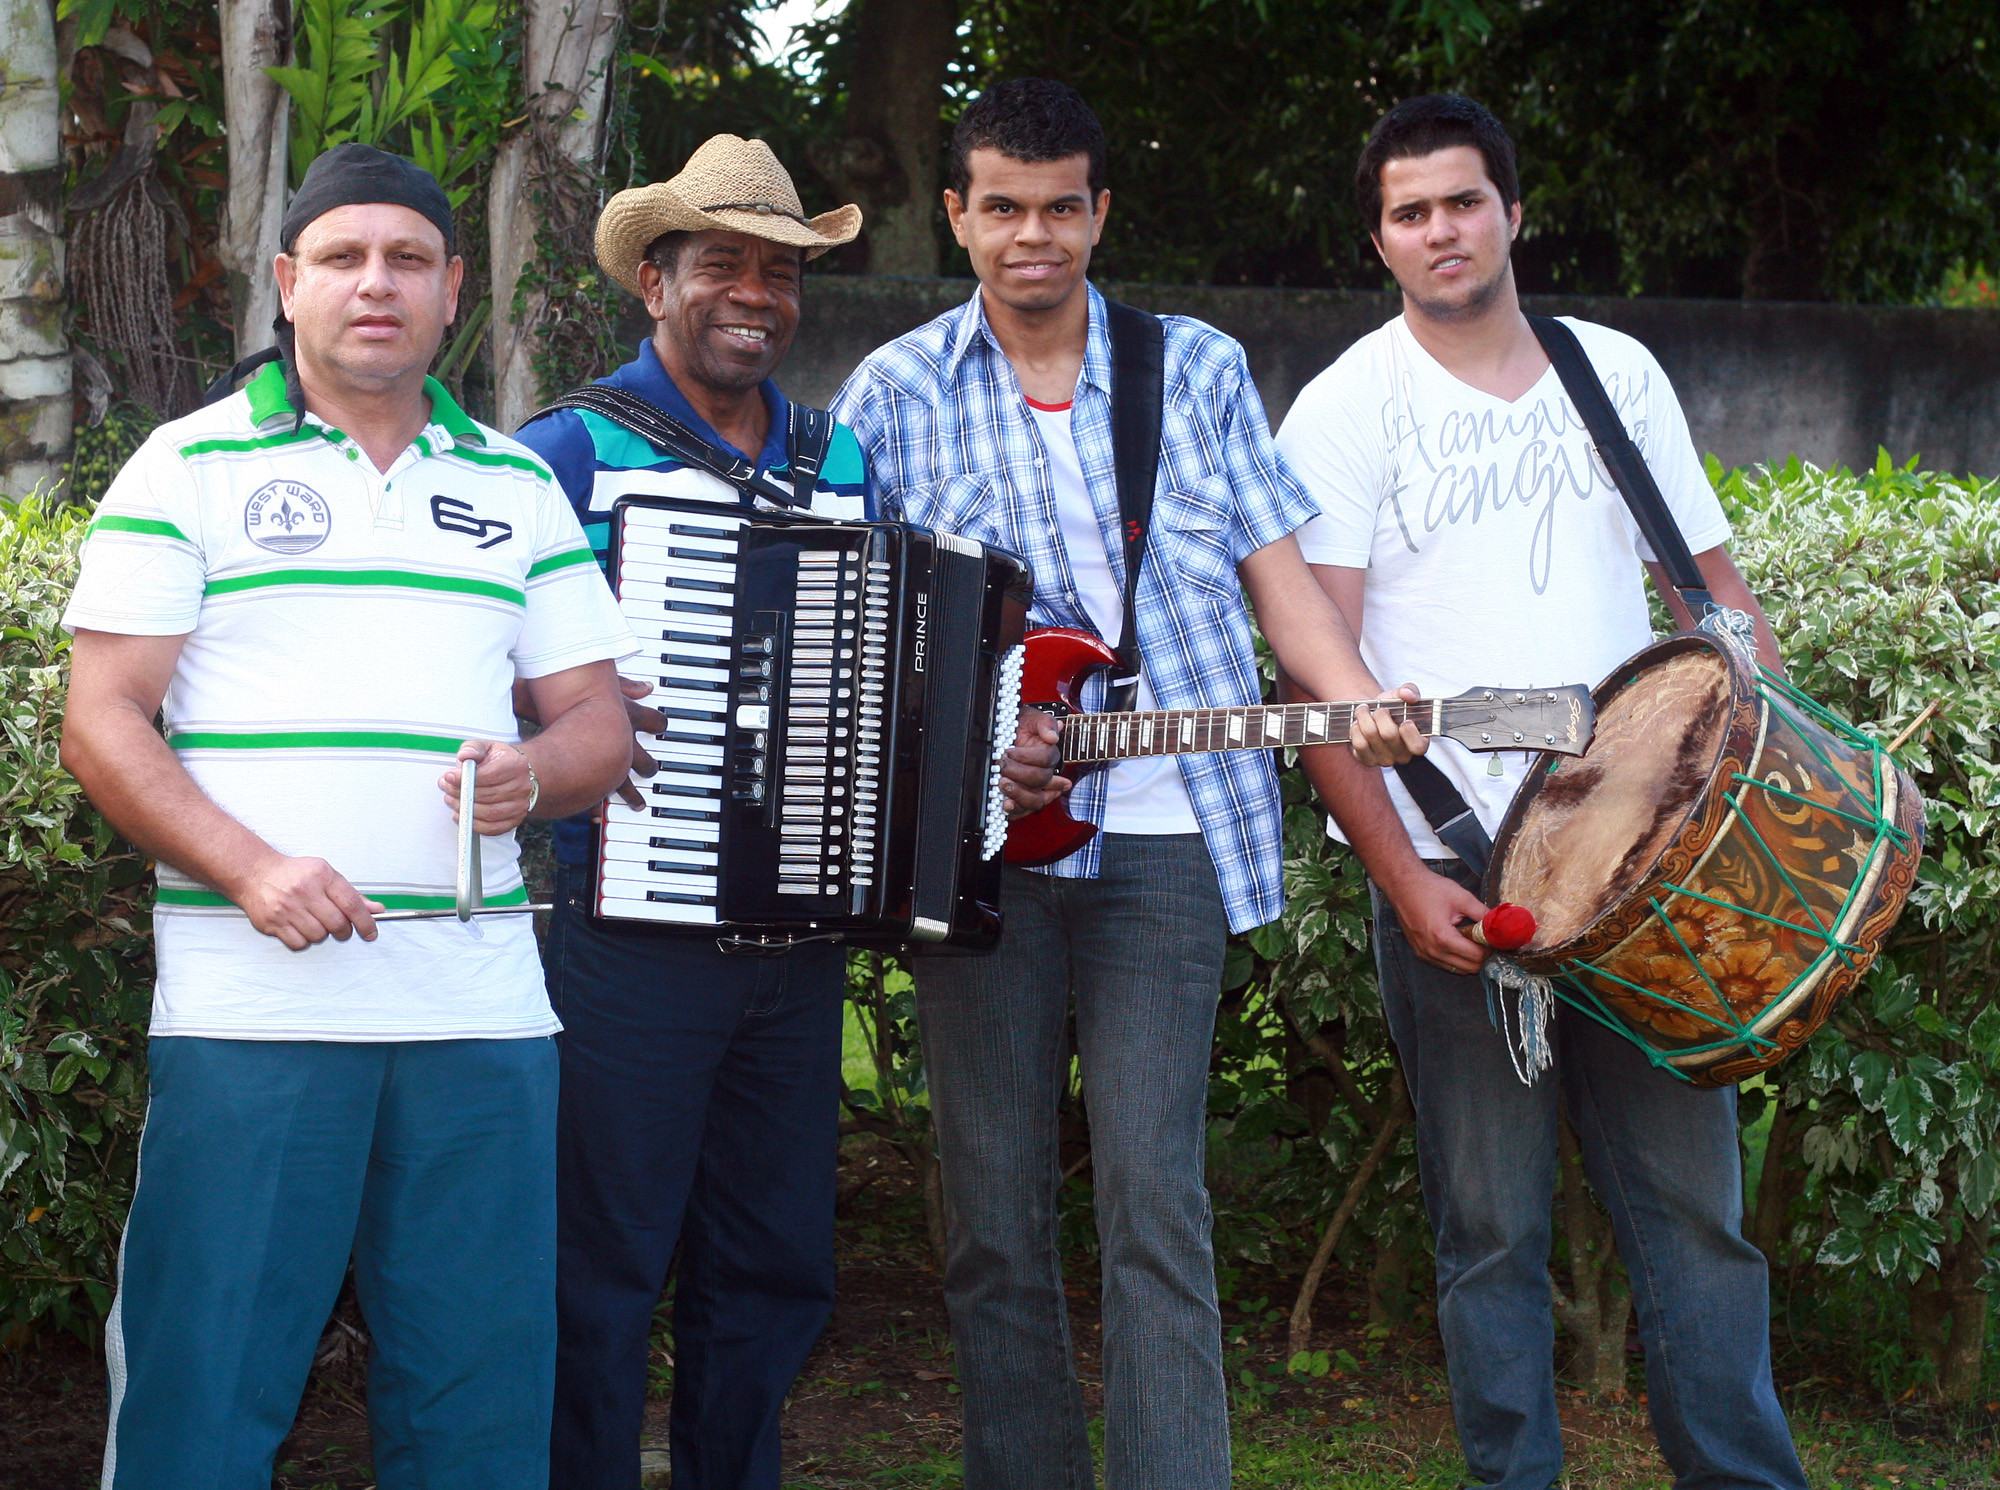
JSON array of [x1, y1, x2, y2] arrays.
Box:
[[281, 143, 455, 253], [205, 146, 455, 416]]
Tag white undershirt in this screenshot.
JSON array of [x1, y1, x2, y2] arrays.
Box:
[[1029, 397, 1201, 834]]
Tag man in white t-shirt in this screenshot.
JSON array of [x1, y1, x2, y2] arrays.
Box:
[[1277, 98, 1807, 1490], [60, 147, 635, 1487]]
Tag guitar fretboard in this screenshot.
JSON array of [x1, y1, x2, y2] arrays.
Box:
[[1059, 700, 1436, 764]]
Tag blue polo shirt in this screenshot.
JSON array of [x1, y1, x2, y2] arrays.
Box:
[[515, 337, 874, 864]]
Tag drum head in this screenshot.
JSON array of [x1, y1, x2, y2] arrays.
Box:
[[1491, 647, 1732, 950]]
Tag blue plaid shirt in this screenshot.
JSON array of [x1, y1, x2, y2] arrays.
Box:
[[832, 283, 1318, 931]]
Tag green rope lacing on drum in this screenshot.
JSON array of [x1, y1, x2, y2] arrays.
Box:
[[1549, 673, 1909, 1080]]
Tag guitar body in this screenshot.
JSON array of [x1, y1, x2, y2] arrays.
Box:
[[1007, 628, 1121, 867]]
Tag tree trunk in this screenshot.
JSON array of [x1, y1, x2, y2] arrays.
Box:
[[217, 0, 291, 360], [0, 0, 70, 497], [1939, 1213, 1993, 1406], [920, 1139, 948, 1274], [1553, 1113, 1627, 1395], [1288, 1069, 1409, 1360], [810, 0, 954, 277], [488, 0, 624, 433], [1908, 1264, 1949, 1376], [1366, 1235, 1410, 1329], [1748, 1092, 1796, 1262]]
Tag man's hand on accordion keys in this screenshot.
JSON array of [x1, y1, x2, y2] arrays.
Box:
[[613, 675, 668, 810], [1001, 708, 1072, 820]]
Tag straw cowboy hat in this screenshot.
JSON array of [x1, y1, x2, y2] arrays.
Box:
[[596, 134, 863, 297]]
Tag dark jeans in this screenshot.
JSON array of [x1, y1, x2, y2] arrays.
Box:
[[544, 862, 844, 1490], [911, 834, 1232, 1490], [1372, 861, 1807, 1490]]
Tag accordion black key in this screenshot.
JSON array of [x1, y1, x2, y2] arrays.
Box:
[[597, 493, 1032, 952]]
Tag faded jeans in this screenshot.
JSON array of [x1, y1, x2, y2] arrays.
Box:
[[910, 834, 1231, 1490], [1372, 860, 1808, 1490]]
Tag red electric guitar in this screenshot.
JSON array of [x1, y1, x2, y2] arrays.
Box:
[[1005, 627, 1596, 866]]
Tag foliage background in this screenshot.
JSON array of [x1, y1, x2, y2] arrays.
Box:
[[9, 460, 1999, 1408], [14, 0, 2000, 1417]]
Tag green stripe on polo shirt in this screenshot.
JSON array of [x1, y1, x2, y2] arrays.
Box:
[[203, 567, 527, 605], [526, 547, 595, 580], [178, 426, 331, 459], [168, 728, 464, 753], [443, 445, 548, 478], [88, 514, 190, 542], [158, 884, 531, 911]]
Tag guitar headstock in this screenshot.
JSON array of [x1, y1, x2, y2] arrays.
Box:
[[1438, 685, 1595, 757]]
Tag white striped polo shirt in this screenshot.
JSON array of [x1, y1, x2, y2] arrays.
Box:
[[63, 363, 637, 1041]]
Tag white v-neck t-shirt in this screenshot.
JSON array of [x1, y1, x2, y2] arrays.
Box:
[[1277, 314, 1730, 860], [1027, 395, 1201, 835]]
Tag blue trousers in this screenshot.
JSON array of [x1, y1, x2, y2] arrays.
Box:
[[910, 835, 1232, 1490], [102, 1034, 558, 1490], [544, 861, 843, 1490], [1372, 862, 1807, 1490]]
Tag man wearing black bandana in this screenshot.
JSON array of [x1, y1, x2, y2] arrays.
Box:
[[60, 145, 636, 1486]]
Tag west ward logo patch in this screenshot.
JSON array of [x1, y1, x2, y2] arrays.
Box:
[[244, 480, 332, 554]]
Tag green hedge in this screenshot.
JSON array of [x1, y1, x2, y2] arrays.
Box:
[[5, 459, 1999, 1401], [0, 495, 152, 1341]]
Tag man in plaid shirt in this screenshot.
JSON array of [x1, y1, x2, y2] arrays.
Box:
[[833, 80, 1413, 1488]]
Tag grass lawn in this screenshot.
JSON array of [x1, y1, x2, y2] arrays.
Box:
[[785, 1388, 2000, 1488]]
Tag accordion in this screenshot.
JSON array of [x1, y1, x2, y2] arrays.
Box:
[[597, 492, 1032, 952]]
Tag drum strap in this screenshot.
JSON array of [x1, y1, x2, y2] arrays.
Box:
[[1393, 755, 1493, 878], [1526, 315, 1715, 615]]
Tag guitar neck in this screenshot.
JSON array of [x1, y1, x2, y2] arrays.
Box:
[[1058, 700, 1439, 764]]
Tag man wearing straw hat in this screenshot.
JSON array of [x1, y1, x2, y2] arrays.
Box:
[[517, 135, 1048, 1490]]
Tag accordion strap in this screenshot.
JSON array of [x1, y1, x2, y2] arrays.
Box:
[[523, 384, 834, 512]]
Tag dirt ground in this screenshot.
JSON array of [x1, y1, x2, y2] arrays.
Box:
[[3, 1134, 1991, 1490]]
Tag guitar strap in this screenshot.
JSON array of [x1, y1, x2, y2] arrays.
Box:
[[1104, 300, 1166, 713], [523, 384, 836, 513], [1392, 316, 1715, 877]]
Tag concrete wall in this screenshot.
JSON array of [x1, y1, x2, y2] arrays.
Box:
[[618, 277, 2000, 474]]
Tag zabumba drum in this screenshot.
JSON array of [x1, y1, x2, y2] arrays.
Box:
[[1482, 628, 1924, 1086]]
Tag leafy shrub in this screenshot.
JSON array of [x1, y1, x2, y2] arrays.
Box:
[[1937, 261, 2000, 309], [1717, 455, 2000, 1403], [0, 494, 153, 1341], [5, 451, 1997, 1402], [63, 403, 156, 509]]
